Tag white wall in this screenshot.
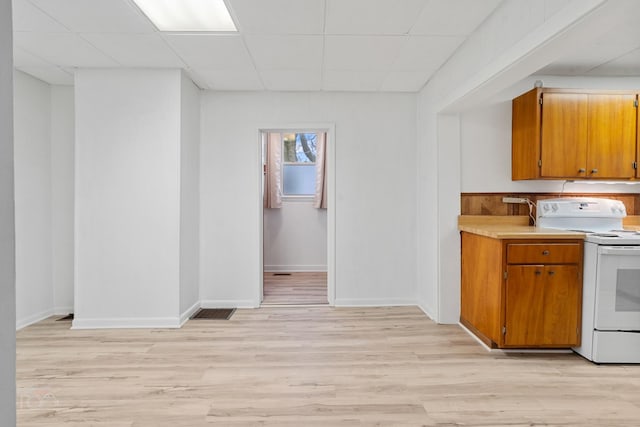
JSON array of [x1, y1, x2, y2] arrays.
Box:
[[74, 69, 182, 328], [51, 85, 74, 313], [179, 72, 200, 321], [264, 199, 327, 272], [0, 0, 16, 422], [461, 75, 640, 194], [200, 91, 416, 307], [12, 76, 74, 329], [13, 71, 53, 329]]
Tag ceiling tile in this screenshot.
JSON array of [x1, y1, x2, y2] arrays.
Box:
[[14, 32, 119, 67], [534, 64, 591, 76], [536, 2, 640, 78], [411, 0, 501, 36], [16, 66, 74, 85], [81, 33, 185, 68], [380, 71, 429, 92], [228, 0, 325, 34], [586, 48, 640, 76], [13, 46, 52, 67], [325, 0, 427, 35], [543, 0, 572, 20], [29, 0, 155, 33], [163, 34, 254, 70], [12, 0, 69, 32], [537, 43, 640, 76], [195, 68, 264, 91], [324, 36, 405, 71], [392, 35, 463, 71], [260, 69, 321, 91], [323, 70, 387, 91], [245, 35, 323, 70]]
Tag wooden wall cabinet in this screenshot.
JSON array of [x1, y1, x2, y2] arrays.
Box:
[[461, 232, 583, 348], [512, 88, 638, 180]]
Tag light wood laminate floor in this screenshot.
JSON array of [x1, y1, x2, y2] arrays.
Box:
[[263, 272, 327, 305], [16, 306, 640, 426]]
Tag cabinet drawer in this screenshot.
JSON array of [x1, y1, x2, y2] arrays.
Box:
[[507, 243, 581, 264]]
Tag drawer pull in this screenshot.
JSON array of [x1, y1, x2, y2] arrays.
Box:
[[542, 250, 550, 256], [548, 270, 555, 276], [535, 270, 542, 276]]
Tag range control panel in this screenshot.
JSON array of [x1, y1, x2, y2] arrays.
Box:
[[537, 198, 627, 219]]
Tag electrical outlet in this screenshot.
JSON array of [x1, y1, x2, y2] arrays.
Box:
[[502, 197, 529, 204]]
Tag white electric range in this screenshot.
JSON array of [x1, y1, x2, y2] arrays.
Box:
[[537, 198, 640, 363]]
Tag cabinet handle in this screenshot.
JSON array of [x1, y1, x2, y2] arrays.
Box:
[[535, 270, 542, 276], [542, 250, 550, 255], [591, 168, 598, 174], [578, 168, 586, 173], [548, 270, 555, 276]]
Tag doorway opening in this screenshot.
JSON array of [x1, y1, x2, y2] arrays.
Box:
[[259, 127, 335, 306]]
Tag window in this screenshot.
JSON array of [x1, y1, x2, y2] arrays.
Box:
[[282, 133, 317, 196]]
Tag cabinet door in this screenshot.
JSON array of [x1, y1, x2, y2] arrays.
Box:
[[542, 265, 581, 346], [587, 94, 637, 179], [504, 265, 545, 346], [540, 93, 588, 178], [505, 265, 581, 347]]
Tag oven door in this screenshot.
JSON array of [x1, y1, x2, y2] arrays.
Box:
[[595, 245, 640, 331]]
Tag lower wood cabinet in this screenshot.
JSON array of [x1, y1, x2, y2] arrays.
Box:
[[461, 232, 583, 348]]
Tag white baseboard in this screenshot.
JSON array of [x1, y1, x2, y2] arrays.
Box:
[[16, 308, 56, 331], [417, 302, 436, 321], [264, 265, 327, 272], [200, 299, 258, 309], [333, 298, 417, 307], [71, 316, 181, 329], [179, 300, 201, 326]]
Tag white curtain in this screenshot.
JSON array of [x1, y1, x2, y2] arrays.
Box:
[[264, 132, 282, 209], [313, 132, 327, 209]]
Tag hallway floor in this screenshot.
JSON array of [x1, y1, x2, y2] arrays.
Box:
[[262, 271, 327, 305]]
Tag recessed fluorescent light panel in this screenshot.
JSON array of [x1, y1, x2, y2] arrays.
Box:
[[132, 0, 237, 32]]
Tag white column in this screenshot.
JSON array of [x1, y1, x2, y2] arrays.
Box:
[[74, 69, 184, 328]]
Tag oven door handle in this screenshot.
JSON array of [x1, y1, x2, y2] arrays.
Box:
[[600, 246, 640, 255]]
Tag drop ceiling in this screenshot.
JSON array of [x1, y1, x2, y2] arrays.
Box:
[[535, 2, 640, 77], [12, 0, 640, 92]]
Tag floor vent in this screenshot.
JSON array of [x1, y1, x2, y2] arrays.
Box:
[[57, 314, 74, 321], [191, 308, 236, 320]]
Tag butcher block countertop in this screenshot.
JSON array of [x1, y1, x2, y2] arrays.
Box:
[[458, 215, 585, 240]]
